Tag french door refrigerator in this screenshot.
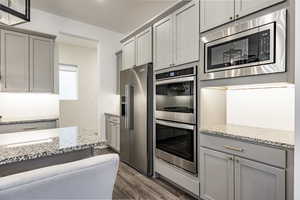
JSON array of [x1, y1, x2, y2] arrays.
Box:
[[120, 64, 153, 177]]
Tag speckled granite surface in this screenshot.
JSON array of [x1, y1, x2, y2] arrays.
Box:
[[0, 116, 59, 125], [200, 124, 294, 150], [0, 127, 104, 166]]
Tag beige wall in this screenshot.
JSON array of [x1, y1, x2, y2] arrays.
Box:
[[59, 43, 98, 135]]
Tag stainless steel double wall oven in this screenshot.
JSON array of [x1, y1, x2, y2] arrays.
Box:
[[155, 65, 197, 174]]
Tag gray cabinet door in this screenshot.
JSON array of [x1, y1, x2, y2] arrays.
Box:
[[136, 27, 152, 66], [105, 116, 113, 146], [235, 157, 285, 200], [235, 0, 285, 19], [200, 0, 235, 32], [153, 15, 173, 71], [200, 147, 234, 200], [122, 38, 136, 70], [0, 30, 29, 92], [30, 36, 54, 93], [173, 0, 199, 65]]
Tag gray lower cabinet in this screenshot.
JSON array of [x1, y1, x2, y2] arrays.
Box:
[[105, 114, 120, 152], [200, 147, 286, 200], [0, 120, 58, 134], [235, 157, 285, 200], [200, 147, 234, 200]]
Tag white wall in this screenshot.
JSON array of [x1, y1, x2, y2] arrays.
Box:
[[59, 43, 98, 135], [294, 0, 300, 197], [15, 9, 123, 140], [0, 93, 59, 119], [201, 86, 295, 131], [227, 87, 295, 131]]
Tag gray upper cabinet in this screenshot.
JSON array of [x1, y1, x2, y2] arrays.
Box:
[[0, 27, 55, 93], [200, 0, 285, 32], [0, 30, 29, 92], [173, 0, 199, 66], [153, 15, 173, 71], [235, 157, 285, 200], [200, 0, 235, 32], [136, 27, 152, 66], [235, 0, 285, 19], [30, 36, 54, 93], [200, 147, 234, 200], [122, 38, 136, 70]]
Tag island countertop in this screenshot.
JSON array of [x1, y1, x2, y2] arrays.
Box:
[[0, 127, 104, 166]]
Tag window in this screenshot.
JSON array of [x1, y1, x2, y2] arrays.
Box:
[[59, 64, 78, 100]]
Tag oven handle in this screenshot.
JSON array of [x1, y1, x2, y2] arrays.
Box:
[[156, 120, 194, 130], [156, 76, 195, 85]]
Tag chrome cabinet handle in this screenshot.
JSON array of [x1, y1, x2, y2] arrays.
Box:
[[223, 145, 244, 152]]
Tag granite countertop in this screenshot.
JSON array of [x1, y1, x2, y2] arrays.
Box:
[[0, 116, 59, 125], [0, 127, 104, 166], [200, 124, 295, 150]]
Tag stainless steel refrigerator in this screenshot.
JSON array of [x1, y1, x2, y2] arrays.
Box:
[[120, 64, 153, 177]]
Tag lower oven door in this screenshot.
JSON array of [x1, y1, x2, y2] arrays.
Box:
[[155, 120, 197, 174]]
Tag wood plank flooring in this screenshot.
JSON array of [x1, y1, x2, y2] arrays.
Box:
[[94, 148, 196, 200]]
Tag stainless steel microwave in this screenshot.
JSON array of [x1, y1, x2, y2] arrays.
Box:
[[200, 9, 287, 80]]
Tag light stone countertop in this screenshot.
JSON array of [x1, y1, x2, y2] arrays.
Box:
[[0, 116, 59, 125], [0, 127, 104, 166], [200, 124, 294, 150]]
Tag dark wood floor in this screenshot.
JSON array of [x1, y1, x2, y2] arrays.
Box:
[[94, 148, 196, 200]]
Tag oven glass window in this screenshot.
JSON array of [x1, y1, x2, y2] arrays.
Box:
[[206, 28, 274, 72], [156, 81, 194, 113], [156, 123, 194, 162]]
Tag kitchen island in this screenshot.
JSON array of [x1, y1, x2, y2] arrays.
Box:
[[0, 127, 104, 177]]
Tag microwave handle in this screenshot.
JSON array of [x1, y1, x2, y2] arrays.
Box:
[[156, 120, 194, 130], [125, 84, 134, 130]]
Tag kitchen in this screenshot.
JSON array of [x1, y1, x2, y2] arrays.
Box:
[[0, 0, 299, 200]]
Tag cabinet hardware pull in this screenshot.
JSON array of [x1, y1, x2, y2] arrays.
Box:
[[230, 16, 233, 20], [236, 159, 240, 163], [236, 14, 239, 18], [223, 145, 244, 152], [228, 157, 233, 161]]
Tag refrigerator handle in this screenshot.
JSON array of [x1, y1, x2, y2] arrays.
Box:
[[125, 84, 134, 130]]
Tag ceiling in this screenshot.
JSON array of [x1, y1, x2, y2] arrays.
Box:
[[31, 0, 176, 34]]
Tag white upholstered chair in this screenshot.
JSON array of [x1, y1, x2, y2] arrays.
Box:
[[0, 154, 119, 200]]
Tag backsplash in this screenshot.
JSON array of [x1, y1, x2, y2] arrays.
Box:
[[227, 87, 295, 131], [0, 93, 59, 119], [201, 85, 295, 131]]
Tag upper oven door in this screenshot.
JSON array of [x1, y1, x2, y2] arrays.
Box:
[[206, 23, 275, 73], [200, 9, 286, 80], [156, 76, 196, 124]]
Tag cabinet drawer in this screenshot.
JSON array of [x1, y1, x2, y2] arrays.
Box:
[[0, 121, 57, 134], [200, 133, 286, 168]]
